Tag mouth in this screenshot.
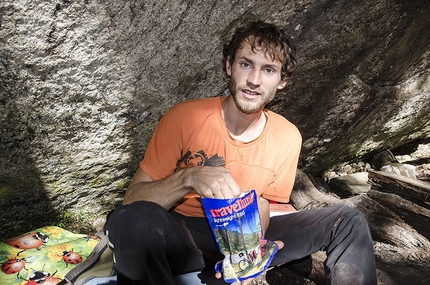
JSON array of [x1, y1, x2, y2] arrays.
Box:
[[242, 89, 261, 99]]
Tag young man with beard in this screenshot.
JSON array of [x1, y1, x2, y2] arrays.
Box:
[[104, 21, 377, 285]]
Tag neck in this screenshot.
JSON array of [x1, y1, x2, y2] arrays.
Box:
[[222, 96, 267, 143]]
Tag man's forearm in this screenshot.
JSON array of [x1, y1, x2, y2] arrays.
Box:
[[123, 168, 191, 210], [122, 165, 241, 209]]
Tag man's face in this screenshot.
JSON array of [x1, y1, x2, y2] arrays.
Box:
[[226, 41, 287, 114]]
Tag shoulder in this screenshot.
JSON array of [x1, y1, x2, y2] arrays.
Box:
[[160, 97, 222, 128], [267, 110, 301, 134], [266, 110, 302, 143], [168, 97, 222, 114]]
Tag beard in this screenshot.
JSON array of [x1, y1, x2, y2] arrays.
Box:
[[228, 79, 277, 114]]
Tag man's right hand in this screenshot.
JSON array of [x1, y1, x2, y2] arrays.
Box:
[[123, 166, 241, 209], [184, 166, 241, 199]]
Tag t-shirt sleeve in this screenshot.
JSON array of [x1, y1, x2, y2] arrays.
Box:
[[261, 124, 302, 203], [140, 105, 184, 180]]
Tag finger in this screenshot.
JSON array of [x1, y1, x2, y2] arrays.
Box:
[[215, 271, 222, 279], [215, 173, 240, 198], [192, 166, 241, 198], [200, 188, 216, 198], [210, 185, 226, 199], [218, 186, 237, 199], [274, 240, 284, 249], [224, 171, 241, 197], [211, 170, 240, 198], [241, 277, 254, 285]]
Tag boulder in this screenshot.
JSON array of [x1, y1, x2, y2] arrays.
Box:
[[329, 172, 371, 197], [0, 1, 429, 269]]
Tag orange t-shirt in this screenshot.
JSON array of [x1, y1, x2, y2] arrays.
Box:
[[140, 97, 302, 217]]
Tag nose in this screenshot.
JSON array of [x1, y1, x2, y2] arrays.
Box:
[[247, 69, 261, 88]]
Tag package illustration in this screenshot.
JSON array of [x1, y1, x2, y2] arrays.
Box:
[[201, 190, 278, 283]]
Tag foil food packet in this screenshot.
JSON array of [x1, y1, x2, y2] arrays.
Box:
[[201, 190, 278, 283]]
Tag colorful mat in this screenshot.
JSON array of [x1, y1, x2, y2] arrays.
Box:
[[0, 226, 100, 285]]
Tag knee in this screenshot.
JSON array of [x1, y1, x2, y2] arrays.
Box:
[[110, 201, 167, 221], [105, 201, 170, 239], [344, 205, 366, 220], [336, 205, 369, 229]]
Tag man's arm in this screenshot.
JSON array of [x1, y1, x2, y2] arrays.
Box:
[[123, 166, 242, 210]]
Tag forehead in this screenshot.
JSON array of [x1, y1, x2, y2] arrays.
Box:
[[236, 41, 283, 67]]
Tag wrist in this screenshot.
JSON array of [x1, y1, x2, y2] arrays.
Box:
[[177, 167, 195, 192]]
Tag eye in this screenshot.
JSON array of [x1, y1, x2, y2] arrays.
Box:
[[240, 62, 251, 68], [264, 68, 275, 74]]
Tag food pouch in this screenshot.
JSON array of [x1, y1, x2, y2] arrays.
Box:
[[201, 190, 278, 283]]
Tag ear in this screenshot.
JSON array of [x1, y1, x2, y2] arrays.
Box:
[[226, 56, 232, 76], [277, 79, 289, 90]]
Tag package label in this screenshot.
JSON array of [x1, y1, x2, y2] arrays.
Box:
[[202, 190, 278, 283]]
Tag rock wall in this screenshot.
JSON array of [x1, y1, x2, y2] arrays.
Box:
[[283, 0, 430, 174], [0, 0, 429, 227]]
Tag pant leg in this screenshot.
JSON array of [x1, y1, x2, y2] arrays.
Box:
[[265, 204, 377, 285], [170, 211, 224, 268], [104, 201, 206, 285]]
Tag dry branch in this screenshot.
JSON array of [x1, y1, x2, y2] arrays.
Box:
[[368, 170, 430, 206]]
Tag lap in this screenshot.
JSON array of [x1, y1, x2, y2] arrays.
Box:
[[106, 202, 366, 279], [266, 204, 363, 266], [105, 201, 207, 276]]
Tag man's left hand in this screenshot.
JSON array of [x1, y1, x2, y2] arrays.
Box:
[[215, 240, 284, 284]]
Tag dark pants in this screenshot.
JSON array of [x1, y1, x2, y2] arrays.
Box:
[[105, 201, 377, 285]]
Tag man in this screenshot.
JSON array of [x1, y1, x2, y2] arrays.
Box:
[[105, 20, 377, 285]]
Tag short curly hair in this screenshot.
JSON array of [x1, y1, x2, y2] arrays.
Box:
[[223, 20, 297, 82]]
